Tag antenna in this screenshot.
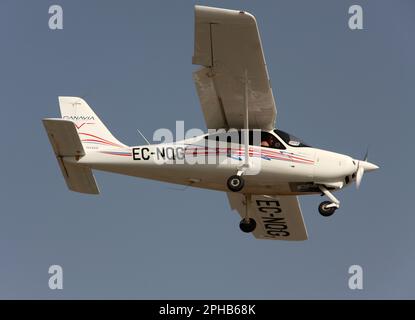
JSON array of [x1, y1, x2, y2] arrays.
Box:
[[137, 129, 151, 145]]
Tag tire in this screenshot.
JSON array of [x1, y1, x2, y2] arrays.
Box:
[[239, 218, 256, 233], [227, 175, 245, 192], [318, 201, 336, 217]]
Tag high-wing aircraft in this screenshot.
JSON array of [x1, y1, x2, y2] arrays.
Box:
[[42, 5, 379, 240]]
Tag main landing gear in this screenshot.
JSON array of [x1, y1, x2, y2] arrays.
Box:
[[227, 175, 245, 192], [227, 174, 256, 233], [239, 194, 256, 233], [239, 218, 256, 233], [318, 185, 340, 217], [227, 165, 248, 192]]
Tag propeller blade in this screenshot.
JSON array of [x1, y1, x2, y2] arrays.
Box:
[[363, 147, 369, 162], [356, 166, 364, 189]]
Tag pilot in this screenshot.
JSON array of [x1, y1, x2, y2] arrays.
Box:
[[261, 135, 282, 149], [261, 135, 275, 147], [261, 139, 270, 147]]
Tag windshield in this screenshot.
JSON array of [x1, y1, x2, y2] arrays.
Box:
[[273, 129, 310, 147]]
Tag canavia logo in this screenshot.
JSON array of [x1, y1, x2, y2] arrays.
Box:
[[63, 115, 95, 121]]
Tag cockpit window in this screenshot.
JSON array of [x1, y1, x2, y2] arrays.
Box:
[[273, 129, 310, 147], [204, 130, 286, 150]]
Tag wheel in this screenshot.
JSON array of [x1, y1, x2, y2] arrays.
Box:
[[318, 201, 337, 217], [227, 175, 245, 192], [239, 218, 256, 233]]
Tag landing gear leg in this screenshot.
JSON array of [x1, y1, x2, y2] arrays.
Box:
[[239, 194, 256, 233], [318, 185, 340, 217]]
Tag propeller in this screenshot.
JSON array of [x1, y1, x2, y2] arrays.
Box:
[[355, 148, 379, 189]]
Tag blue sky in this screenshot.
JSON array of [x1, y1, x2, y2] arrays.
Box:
[[0, 0, 414, 298]]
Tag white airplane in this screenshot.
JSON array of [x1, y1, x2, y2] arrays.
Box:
[[42, 5, 378, 241]]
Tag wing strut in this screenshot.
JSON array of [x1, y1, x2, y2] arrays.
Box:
[[244, 69, 249, 168], [241, 77, 253, 227], [226, 69, 251, 193], [237, 69, 250, 175]]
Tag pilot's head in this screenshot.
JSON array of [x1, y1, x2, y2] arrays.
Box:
[[269, 136, 282, 148]]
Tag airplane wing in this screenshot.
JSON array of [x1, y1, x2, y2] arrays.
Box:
[[227, 193, 308, 240], [193, 5, 277, 130]]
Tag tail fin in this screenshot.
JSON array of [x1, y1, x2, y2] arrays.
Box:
[[58, 96, 127, 150]]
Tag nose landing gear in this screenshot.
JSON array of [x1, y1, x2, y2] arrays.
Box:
[[318, 201, 337, 217], [318, 185, 340, 217]]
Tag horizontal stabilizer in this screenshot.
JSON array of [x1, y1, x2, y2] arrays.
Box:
[[43, 118, 85, 157], [56, 159, 99, 194], [42, 118, 99, 194]]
